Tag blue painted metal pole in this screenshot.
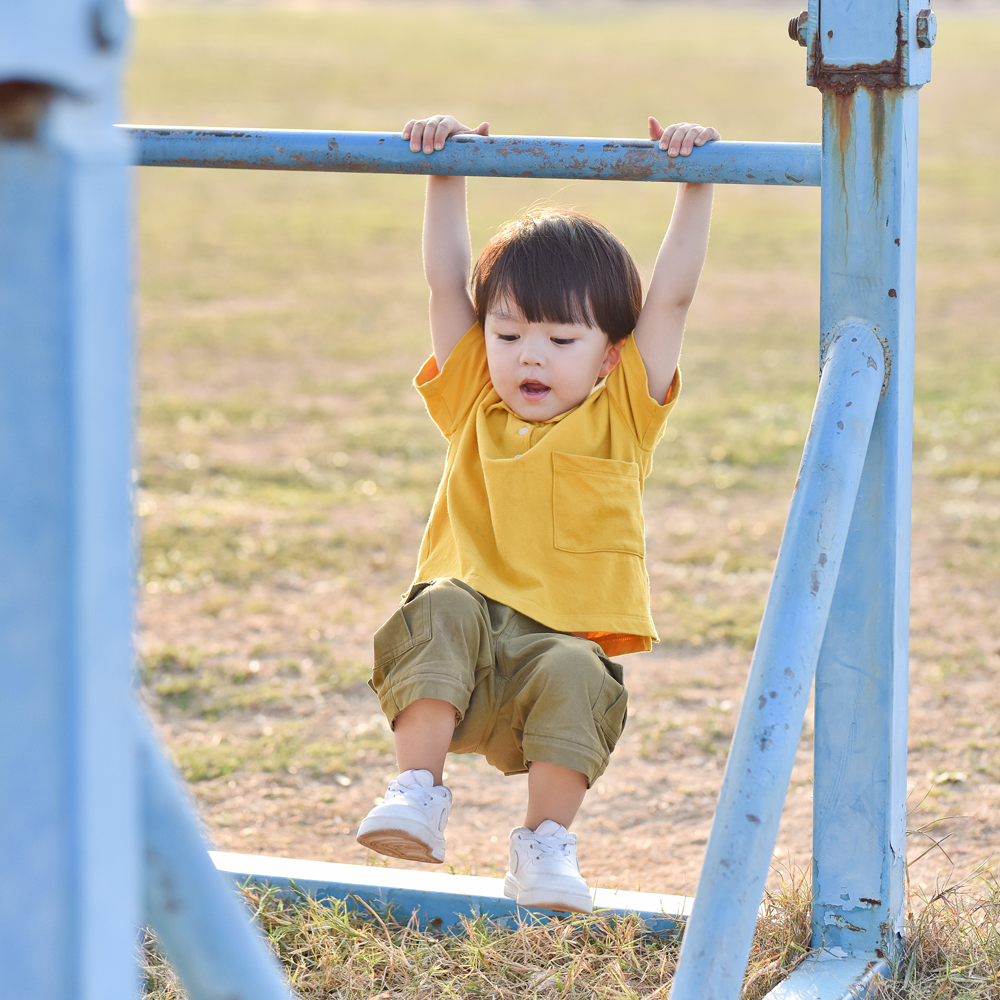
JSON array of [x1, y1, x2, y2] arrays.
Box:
[[119, 126, 821, 187], [808, 0, 930, 963], [0, 1, 138, 997], [670, 3, 931, 997], [668, 325, 885, 1000], [141, 722, 296, 1000]]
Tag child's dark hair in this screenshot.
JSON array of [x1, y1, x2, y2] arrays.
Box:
[[472, 207, 642, 344]]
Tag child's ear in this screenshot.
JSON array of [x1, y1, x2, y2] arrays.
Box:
[[599, 341, 622, 378]]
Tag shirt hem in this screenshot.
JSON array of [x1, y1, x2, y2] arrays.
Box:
[[411, 573, 659, 646]]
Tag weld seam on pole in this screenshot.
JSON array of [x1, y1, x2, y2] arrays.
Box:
[[668, 321, 885, 1000], [140, 719, 295, 1000], [116, 127, 821, 186]]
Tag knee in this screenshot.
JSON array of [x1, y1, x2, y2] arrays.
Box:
[[373, 578, 489, 679], [531, 641, 610, 700]]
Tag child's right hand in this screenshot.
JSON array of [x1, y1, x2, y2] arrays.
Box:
[[402, 114, 490, 154]]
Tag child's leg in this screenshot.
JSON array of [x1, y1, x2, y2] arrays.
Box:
[[361, 579, 496, 863], [393, 697, 456, 784], [525, 762, 588, 830], [489, 624, 627, 913]]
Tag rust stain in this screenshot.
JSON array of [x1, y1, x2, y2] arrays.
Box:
[[327, 136, 339, 152], [834, 89, 853, 243], [0, 80, 54, 140], [870, 86, 886, 203], [812, 11, 904, 94]]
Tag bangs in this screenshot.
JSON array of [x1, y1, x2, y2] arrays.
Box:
[[473, 208, 642, 344]]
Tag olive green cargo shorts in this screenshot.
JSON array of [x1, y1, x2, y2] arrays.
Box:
[[370, 578, 628, 786]]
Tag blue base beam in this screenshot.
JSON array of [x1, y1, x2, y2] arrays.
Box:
[[210, 851, 692, 937], [118, 126, 820, 186], [764, 955, 889, 1000]]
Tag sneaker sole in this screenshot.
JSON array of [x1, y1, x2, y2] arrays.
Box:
[[357, 825, 444, 864], [504, 874, 593, 914]]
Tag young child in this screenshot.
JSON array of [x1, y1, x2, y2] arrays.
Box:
[[357, 113, 719, 913]]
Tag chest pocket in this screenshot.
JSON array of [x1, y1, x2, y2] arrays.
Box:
[[552, 452, 645, 556]]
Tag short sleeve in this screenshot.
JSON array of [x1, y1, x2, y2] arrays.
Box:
[[604, 335, 681, 451], [415, 324, 491, 438]]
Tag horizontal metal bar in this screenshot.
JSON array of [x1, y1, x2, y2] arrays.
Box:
[[140, 723, 294, 1000], [670, 322, 886, 1000], [116, 126, 820, 186], [211, 851, 691, 936]]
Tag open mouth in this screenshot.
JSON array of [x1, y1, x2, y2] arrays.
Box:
[[520, 380, 550, 399]]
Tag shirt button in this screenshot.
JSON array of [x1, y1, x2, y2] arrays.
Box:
[[518, 427, 528, 435]]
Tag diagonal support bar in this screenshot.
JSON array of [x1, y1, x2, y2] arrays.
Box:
[[669, 322, 886, 1000], [140, 721, 295, 1000], [118, 126, 820, 186]]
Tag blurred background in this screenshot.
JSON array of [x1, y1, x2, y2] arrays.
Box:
[[129, 1, 999, 894]]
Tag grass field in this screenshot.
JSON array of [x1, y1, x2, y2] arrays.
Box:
[[130, 4, 1000, 996]]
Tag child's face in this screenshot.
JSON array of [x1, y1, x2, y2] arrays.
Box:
[[484, 302, 622, 422]]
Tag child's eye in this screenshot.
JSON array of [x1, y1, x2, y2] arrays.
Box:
[[497, 334, 519, 342], [551, 338, 576, 346]]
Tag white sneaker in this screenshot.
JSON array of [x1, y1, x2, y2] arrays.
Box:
[[356, 769, 452, 863], [504, 820, 593, 913]]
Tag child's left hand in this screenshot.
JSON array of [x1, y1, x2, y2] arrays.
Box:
[[648, 119, 721, 157]]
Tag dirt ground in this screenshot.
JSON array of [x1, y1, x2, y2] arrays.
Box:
[[142, 470, 1000, 897], [131, 3, 1000, 906]]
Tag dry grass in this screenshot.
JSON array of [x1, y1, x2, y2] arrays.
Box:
[[141, 868, 810, 999], [879, 869, 1000, 1000], [141, 867, 1000, 998]]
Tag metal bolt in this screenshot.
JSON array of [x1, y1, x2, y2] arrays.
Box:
[[787, 10, 808, 46], [92, 0, 128, 52], [916, 8, 937, 48]]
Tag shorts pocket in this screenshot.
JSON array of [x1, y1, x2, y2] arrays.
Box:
[[373, 590, 432, 669], [552, 452, 644, 556], [593, 664, 628, 748]]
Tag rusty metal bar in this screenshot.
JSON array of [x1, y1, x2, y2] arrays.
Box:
[[118, 126, 820, 186]]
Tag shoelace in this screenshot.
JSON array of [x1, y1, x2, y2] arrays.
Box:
[[387, 783, 445, 809], [526, 834, 572, 861]]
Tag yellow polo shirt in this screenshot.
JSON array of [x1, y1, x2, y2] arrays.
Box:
[[412, 324, 679, 656]]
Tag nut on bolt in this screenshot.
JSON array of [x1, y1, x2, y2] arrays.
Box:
[[788, 10, 808, 46], [916, 8, 937, 48]]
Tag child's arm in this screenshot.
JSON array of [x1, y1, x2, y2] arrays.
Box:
[[402, 114, 490, 369], [633, 119, 720, 404]]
